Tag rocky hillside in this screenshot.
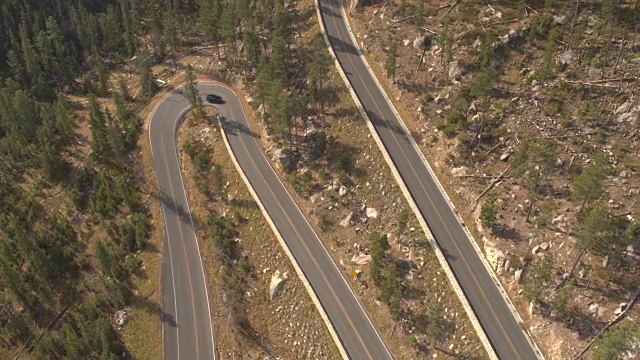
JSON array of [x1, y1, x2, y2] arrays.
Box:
[[348, 0, 640, 358]]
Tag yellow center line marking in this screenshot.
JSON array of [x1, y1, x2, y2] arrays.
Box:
[[328, 5, 521, 358], [161, 126, 201, 359], [226, 105, 374, 359]]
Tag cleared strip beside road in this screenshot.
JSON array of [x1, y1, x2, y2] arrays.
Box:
[[317, 0, 540, 359], [149, 89, 215, 360]]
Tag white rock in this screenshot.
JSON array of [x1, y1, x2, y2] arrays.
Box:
[[338, 186, 348, 197], [351, 254, 372, 265], [615, 101, 632, 115], [340, 212, 354, 227], [528, 301, 535, 315], [514, 268, 523, 283], [614, 303, 627, 316], [114, 308, 131, 326], [366, 208, 378, 218], [269, 270, 289, 300], [483, 237, 506, 274], [448, 60, 463, 79], [451, 166, 467, 177]]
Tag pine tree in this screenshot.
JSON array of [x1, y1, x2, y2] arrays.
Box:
[[307, 33, 333, 112], [198, 0, 222, 56], [164, 2, 179, 69], [384, 36, 398, 83], [184, 64, 205, 119], [511, 139, 557, 222], [255, 56, 273, 124], [523, 253, 554, 302], [572, 161, 606, 213], [592, 321, 640, 360], [424, 301, 446, 347], [88, 95, 110, 160], [138, 57, 158, 100], [379, 262, 402, 316], [370, 232, 389, 285]]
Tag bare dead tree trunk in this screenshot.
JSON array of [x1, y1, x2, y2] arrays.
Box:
[[565, 0, 580, 51], [611, 32, 626, 77], [559, 247, 587, 288], [572, 288, 640, 359]]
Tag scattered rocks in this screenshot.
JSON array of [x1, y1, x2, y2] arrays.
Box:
[[579, 267, 587, 279], [114, 308, 131, 327], [70, 211, 85, 224], [557, 51, 577, 71], [588, 68, 603, 78], [615, 101, 632, 115], [351, 253, 372, 266], [366, 207, 378, 218], [269, 270, 289, 300], [451, 166, 467, 177], [613, 302, 627, 316], [413, 35, 431, 49], [553, 15, 567, 25], [273, 148, 291, 170], [588, 303, 601, 317]]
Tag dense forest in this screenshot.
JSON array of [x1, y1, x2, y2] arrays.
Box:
[[0, 0, 335, 357]]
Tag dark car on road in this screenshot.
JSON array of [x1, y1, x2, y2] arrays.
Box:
[[206, 94, 224, 104]]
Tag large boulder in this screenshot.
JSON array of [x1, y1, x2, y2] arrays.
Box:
[[273, 148, 290, 170], [351, 254, 372, 265], [483, 237, 506, 274], [448, 60, 463, 80], [269, 270, 288, 300], [557, 50, 577, 71], [413, 35, 432, 49], [350, 0, 365, 9], [340, 212, 354, 227]]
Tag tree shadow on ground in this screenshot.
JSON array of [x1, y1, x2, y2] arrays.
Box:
[[395, 78, 435, 96], [492, 224, 523, 242], [228, 197, 259, 211], [537, 301, 606, 340]]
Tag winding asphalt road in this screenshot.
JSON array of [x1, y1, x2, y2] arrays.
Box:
[[150, 90, 215, 360], [150, 84, 393, 359], [318, 0, 539, 359]]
